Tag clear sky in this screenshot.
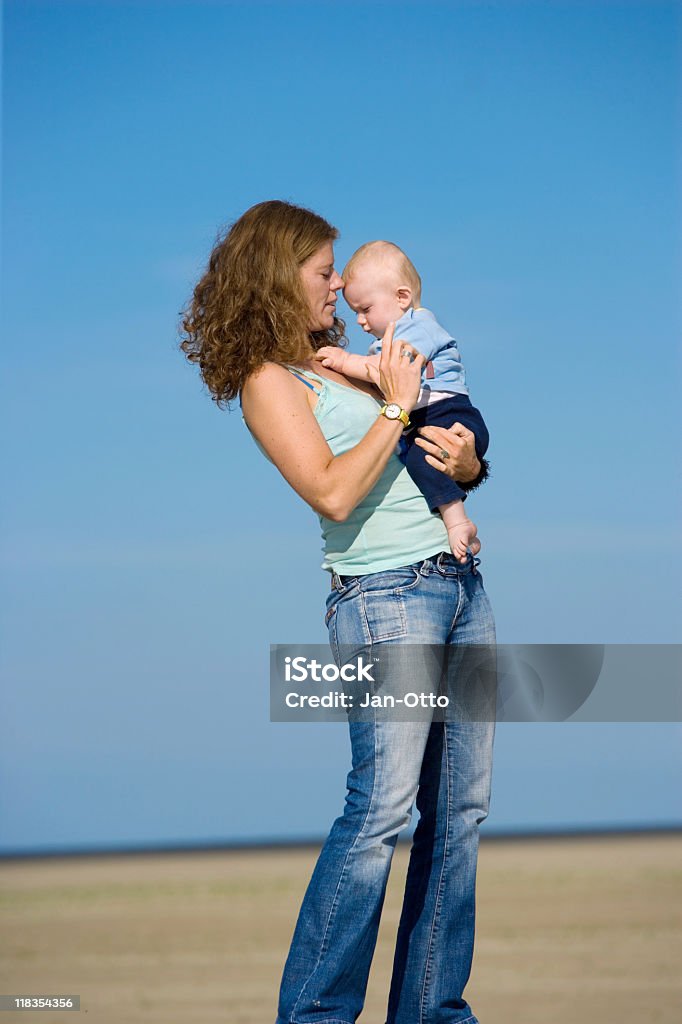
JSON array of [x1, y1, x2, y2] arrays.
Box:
[[1, 0, 680, 853]]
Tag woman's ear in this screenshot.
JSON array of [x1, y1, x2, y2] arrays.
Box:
[[396, 286, 413, 312]]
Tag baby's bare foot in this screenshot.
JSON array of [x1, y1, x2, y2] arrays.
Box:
[[447, 519, 479, 564]]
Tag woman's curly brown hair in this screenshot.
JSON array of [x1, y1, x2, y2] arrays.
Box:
[[179, 200, 346, 407]]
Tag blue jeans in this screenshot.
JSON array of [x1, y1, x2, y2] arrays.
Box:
[[276, 551, 496, 1024]]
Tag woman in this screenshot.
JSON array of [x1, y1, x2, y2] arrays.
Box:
[[181, 200, 495, 1024]]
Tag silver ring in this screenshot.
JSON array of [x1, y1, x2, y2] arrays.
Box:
[[439, 448, 450, 460]]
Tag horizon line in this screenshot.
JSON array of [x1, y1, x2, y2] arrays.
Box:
[[2, 822, 681, 862]]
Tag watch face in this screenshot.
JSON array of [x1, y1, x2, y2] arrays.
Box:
[[385, 403, 401, 419]]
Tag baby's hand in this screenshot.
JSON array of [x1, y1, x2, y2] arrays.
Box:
[[314, 346, 348, 371]]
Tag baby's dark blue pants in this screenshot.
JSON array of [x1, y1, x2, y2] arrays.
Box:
[[400, 393, 489, 510]]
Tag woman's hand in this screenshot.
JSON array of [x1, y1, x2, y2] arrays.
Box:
[[366, 322, 425, 410], [414, 422, 481, 483]]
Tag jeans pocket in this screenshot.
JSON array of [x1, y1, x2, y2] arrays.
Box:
[[361, 590, 407, 642], [358, 566, 422, 595], [356, 566, 423, 643]]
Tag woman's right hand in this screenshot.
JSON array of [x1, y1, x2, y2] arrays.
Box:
[[365, 322, 425, 411]]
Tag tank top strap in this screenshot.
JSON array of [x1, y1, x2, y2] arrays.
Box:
[[285, 365, 325, 392]]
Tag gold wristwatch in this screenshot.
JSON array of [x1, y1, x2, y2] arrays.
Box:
[[379, 402, 411, 429]]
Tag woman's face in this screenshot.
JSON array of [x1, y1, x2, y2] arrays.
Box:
[[300, 241, 344, 332]]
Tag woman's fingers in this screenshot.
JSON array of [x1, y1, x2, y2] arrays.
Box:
[[415, 424, 468, 458], [376, 322, 424, 408], [417, 421, 480, 483], [416, 428, 466, 478], [414, 434, 461, 459], [377, 321, 394, 385], [420, 422, 473, 446], [383, 324, 422, 367], [379, 321, 395, 367], [422, 452, 447, 473]]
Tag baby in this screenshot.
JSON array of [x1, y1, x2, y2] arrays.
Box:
[[315, 240, 489, 562]]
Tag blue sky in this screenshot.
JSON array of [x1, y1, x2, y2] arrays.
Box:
[[1, 0, 680, 853]]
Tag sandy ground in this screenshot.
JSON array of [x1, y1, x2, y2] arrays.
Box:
[[0, 833, 680, 1024]]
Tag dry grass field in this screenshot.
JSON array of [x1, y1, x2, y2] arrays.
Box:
[[1, 833, 680, 1024]]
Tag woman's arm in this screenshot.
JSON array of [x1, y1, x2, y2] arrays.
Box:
[[241, 327, 425, 522]]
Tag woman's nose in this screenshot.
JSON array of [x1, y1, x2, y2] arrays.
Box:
[[330, 271, 344, 291]]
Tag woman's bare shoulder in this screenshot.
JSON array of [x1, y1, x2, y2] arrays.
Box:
[[240, 362, 320, 441], [242, 360, 294, 390], [241, 362, 302, 408]]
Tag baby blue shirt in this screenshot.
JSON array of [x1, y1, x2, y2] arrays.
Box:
[[367, 307, 468, 396]]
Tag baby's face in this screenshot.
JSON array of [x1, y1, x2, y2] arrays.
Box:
[[343, 264, 405, 339]]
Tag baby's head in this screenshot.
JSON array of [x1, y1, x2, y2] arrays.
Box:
[[342, 241, 422, 338]]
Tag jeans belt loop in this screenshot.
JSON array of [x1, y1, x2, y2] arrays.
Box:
[[421, 555, 437, 576]]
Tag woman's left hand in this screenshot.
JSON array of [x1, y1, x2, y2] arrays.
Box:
[[414, 422, 481, 483]]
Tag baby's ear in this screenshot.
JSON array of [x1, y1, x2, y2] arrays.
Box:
[[396, 286, 413, 311]]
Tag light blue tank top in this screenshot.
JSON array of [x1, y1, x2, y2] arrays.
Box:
[[243, 366, 449, 575]]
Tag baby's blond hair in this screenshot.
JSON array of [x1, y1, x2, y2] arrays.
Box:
[[343, 240, 422, 306]]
